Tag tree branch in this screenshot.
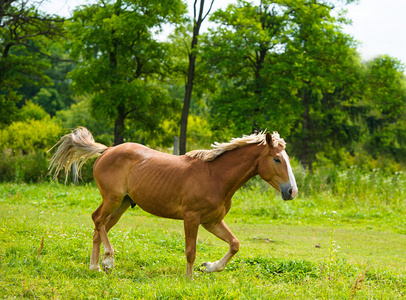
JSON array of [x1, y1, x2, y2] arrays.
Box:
[[21, 41, 76, 63], [202, 0, 215, 23]]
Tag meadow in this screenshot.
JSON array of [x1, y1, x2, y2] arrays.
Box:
[[0, 166, 405, 299]]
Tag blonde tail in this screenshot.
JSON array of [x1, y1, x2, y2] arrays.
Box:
[[48, 127, 108, 182]]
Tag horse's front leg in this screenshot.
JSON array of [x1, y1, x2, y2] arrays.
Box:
[[183, 212, 201, 279], [201, 220, 240, 273]]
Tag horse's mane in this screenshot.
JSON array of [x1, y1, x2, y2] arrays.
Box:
[[186, 131, 286, 162]]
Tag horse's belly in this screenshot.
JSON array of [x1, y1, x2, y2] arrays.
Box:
[[128, 187, 183, 220], [126, 158, 190, 219]]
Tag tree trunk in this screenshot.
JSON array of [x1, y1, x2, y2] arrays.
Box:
[[251, 48, 267, 129], [180, 50, 197, 155], [114, 105, 125, 145], [111, 3, 123, 145], [179, 0, 214, 155], [300, 89, 313, 173]]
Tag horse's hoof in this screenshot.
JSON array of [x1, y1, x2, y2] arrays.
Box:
[[102, 264, 113, 274], [200, 261, 224, 273], [101, 254, 114, 273], [200, 261, 216, 273], [89, 265, 101, 272], [102, 259, 113, 274], [199, 262, 208, 272]]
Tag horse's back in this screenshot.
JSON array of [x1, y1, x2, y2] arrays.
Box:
[[93, 142, 197, 219], [94, 142, 189, 185]]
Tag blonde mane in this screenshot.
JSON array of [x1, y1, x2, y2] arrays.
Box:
[[186, 131, 286, 162]]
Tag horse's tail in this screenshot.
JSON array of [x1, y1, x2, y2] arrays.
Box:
[[48, 127, 108, 182]]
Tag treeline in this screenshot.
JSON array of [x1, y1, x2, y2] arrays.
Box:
[[1, 0, 406, 182]]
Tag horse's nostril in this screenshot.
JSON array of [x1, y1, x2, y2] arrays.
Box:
[[288, 188, 293, 196]]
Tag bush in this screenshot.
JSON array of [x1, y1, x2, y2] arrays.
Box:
[[19, 100, 49, 121], [0, 118, 63, 154], [0, 118, 64, 182], [0, 150, 50, 182]]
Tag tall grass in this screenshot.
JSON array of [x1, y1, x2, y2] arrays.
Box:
[[229, 163, 406, 236], [300, 166, 405, 206]]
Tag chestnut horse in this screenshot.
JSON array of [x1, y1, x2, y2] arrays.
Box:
[[49, 127, 298, 279]]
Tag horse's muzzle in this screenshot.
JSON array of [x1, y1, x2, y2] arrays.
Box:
[[281, 183, 297, 201]]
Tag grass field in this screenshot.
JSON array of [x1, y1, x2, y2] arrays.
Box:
[[0, 171, 405, 299]]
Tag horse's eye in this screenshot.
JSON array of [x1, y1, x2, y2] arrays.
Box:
[[273, 157, 281, 163]]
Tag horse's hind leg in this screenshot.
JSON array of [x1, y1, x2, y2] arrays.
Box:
[[201, 220, 240, 273], [90, 205, 102, 271], [90, 195, 127, 272], [101, 197, 132, 272], [105, 196, 132, 233]]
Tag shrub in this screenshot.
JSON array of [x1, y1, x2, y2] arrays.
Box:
[[0, 150, 50, 182], [0, 118, 64, 182], [0, 118, 63, 154], [19, 100, 49, 121]]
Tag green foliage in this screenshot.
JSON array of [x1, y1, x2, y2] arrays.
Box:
[[1, 0, 406, 179], [0, 119, 63, 154], [0, 151, 50, 183], [42, 43, 76, 110], [67, 0, 187, 144], [364, 56, 406, 121], [55, 95, 114, 147], [200, 0, 390, 171], [358, 56, 406, 161], [0, 0, 65, 126], [32, 88, 63, 116], [282, 1, 362, 169], [0, 119, 64, 182], [201, 0, 297, 135], [19, 100, 49, 121], [186, 115, 214, 150]]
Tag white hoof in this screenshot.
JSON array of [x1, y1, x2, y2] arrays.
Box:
[[201, 261, 224, 273], [102, 254, 114, 273]]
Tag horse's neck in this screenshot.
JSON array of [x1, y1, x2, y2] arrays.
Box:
[[210, 143, 264, 198]]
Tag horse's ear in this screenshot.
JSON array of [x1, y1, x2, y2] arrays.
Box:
[[265, 132, 273, 147]]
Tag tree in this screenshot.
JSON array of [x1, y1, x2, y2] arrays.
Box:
[[360, 56, 406, 160], [56, 95, 115, 146], [201, 0, 359, 170], [179, 0, 214, 155], [200, 0, 302, 136], [67, 0, 187, 145], [17, 42, 76, 114], [0, 0, 65, 126], [32, 88, 63, 116], [281, 0, 360, 171]]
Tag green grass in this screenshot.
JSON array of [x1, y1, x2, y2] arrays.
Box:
[[0, 178, 405, 299]]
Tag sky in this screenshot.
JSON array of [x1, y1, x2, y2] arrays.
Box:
[[343, 0, 406, 65], [42, 0, 406, 67]]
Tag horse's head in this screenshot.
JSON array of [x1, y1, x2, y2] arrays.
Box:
[[258, 132, 298, 201]]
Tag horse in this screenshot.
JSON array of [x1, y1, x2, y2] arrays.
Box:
[[48, 127, 298, 279]]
